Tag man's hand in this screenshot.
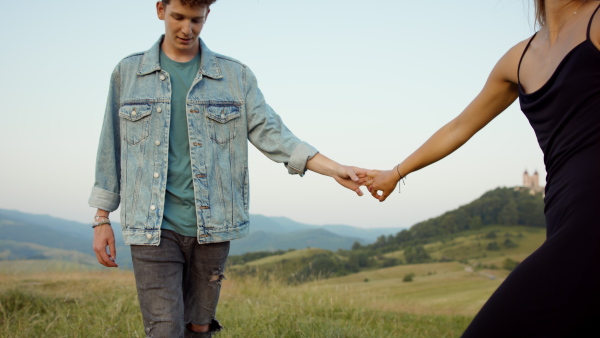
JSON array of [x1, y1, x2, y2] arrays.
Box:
[[93, 224, 118, 267], [332, 165, 368, 196], [306, 153, 368, 196], [367, 168, 400, 202]]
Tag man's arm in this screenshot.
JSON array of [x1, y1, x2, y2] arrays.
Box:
[[242, 66, 367, 194], [306, 153, 368, 196], [89, 65, 122, 267]]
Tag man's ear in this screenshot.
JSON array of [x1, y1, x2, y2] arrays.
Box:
[[156, 1, 165, 20]]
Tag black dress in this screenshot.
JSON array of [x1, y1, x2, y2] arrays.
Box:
[[463, 5, 600, 338]]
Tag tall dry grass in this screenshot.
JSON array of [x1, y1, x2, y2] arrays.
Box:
[[0, 267, 472, 337]]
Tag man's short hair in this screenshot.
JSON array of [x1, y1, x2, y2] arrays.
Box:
[[162, 0, 217, 7]]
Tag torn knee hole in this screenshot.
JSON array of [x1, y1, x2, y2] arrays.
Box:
[[209, 271, 226, 285]]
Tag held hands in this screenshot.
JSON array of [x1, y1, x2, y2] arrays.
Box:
[[366, 166, 402, 202], [332, 165, 369, 196], [306, 153, 368, 196]]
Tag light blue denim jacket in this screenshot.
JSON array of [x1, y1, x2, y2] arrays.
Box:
[[89, 36, 318, 245]]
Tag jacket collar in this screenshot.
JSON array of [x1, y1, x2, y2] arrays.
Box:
[[138, 35, 223, 79]]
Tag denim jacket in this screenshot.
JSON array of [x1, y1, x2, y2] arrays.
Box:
[[89, 36, 318, 245]]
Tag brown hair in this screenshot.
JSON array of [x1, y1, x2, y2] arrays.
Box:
[[534, 0, 590, 28], [162, 0, 217, 7], [534, 0, 545, 28]]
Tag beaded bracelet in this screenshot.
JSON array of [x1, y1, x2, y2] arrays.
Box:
[[92, 219, 111, 228]]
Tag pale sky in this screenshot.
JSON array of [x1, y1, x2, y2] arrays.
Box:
[[0, 0, 544, 229]]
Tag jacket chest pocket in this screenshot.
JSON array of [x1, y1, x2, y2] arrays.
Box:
[[119, 105, 152, 145], [205, 105, 241, 144]]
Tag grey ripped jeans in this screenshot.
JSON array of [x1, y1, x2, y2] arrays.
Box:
[[131, 229, 230, 338]]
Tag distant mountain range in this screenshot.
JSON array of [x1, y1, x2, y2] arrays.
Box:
[[0, 209, 403, 267], [0, 186, 546, 278]]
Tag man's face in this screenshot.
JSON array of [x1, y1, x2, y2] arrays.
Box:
[[156, 1, 209, 60]]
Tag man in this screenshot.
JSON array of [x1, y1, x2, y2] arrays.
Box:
[[89, 0, 366, 336]]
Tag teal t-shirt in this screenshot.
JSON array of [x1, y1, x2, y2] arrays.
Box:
[[159, 50, 200, 237]]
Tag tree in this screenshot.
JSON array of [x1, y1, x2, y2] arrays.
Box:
[[404, 246, 430, 264], [382, 257, 400, 267], [499, 200, 519, 225], [468, 215, 483, 230]]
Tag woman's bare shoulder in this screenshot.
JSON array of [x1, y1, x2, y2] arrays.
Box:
[[590, 5, 600, 49], [491, 36, 536, 85]]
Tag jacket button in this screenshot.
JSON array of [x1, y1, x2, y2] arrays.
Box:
[[159, 74, 166, 81], [221, 113, 225, 119], [155, 140, 161, 146], [150, 205, 156, 211], [146, 233, 152, 239], [131, 111, 137, 116], [156, 107, 162, 113], [153, 173, 159, 178]]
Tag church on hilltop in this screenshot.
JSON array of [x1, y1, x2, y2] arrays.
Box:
[[522, 169, 544, 194]]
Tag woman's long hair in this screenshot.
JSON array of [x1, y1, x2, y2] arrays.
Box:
[[535, 0, 590, 28], [534, 0, 545, 27]]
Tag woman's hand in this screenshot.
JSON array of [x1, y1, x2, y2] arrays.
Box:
[[367, 168, 401, 202]]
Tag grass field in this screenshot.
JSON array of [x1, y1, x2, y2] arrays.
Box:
[[0, 262, 478, 337], [0, 261, 485, 337], [0, 226, 546, 337]]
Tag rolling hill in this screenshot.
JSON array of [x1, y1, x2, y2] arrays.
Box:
[[0, 208, 398, 267], [227, 187, 547, 283]]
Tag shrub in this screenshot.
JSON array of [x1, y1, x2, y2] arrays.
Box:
[[486, 241, 500, 251], [503, 258, 520, 271], [403, 273, 416, 282], [485, 231, 497, 239], [503, 239, 518, 248]]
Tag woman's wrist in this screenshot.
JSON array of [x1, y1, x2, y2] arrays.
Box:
[[394, 165, 404, 179], [393, 164, 407, 193]]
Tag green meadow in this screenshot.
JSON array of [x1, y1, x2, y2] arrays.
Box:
[[0, 225, 546, 337]]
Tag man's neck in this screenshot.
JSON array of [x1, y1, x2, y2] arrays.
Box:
[[161, 42, 200, 63]]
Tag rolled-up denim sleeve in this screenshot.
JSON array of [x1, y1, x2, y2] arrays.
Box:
[[244, 66, 318, 176], [89, 66, 122, 211]]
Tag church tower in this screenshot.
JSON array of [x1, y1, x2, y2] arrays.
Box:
[[532, 170, 540, 189], [523, 169, 531, 188], [521, 169, 543, 194]]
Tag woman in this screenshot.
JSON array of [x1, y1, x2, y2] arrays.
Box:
[[367, 0, 600, 336]]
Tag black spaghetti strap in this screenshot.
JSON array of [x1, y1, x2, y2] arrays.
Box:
[[586, 3, 600, 40], [517, 33, 538, 84]]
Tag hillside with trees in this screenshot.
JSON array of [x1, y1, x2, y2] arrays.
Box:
[[228, 187, 546, 282], [356, 187, 544, 256]]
